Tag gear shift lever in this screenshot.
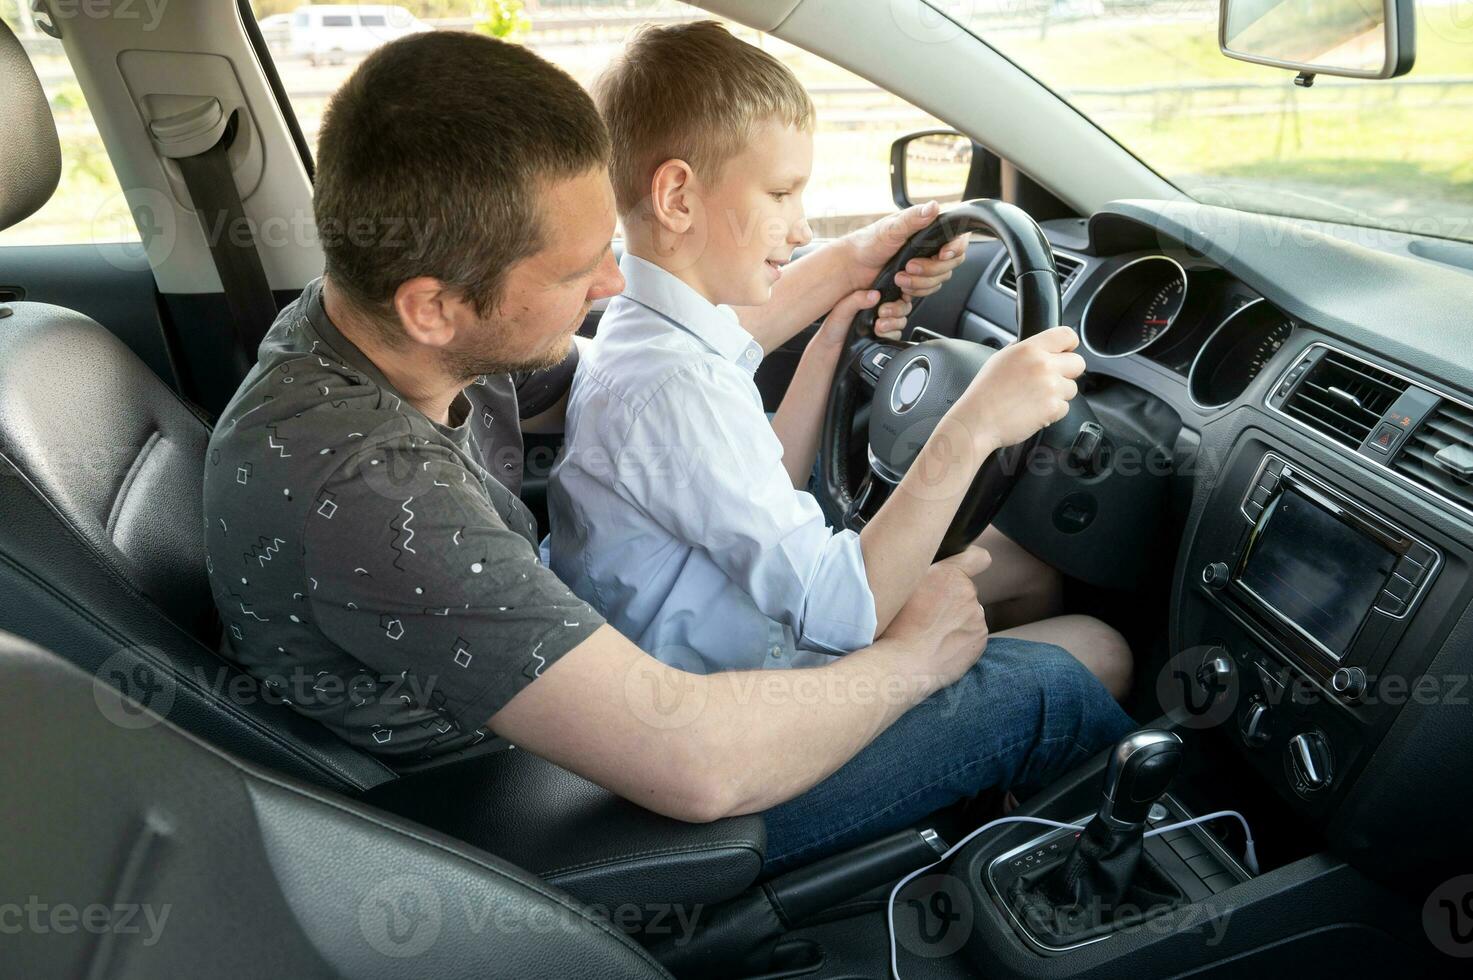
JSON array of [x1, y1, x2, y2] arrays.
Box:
[[1098, 729, 1184, 829], [1009, 729, 1185, 940]]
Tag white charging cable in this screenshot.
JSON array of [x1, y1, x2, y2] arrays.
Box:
[[885, 810, 1258, 980]]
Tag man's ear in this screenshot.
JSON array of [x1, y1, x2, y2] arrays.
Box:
[[648, 158, 697, 235], [392, 277, 463, 349]]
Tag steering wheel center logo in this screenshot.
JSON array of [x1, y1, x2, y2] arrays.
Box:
[[891, 356, 931, 415]]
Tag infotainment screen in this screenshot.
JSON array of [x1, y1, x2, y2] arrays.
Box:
[[1238, 488, 1395, 657]]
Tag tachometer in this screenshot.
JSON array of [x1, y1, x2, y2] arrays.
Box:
[[1188, 299, 1294, 410], [1081, 256, 1189, 358]]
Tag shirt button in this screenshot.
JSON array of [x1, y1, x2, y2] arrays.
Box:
[[770, 645, 782, 658], [746, 349, 757, 361]]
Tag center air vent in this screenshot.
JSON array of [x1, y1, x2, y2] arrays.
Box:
[[1281, 349, 1408, 449], [1393, 400, 1473, 511], [997, 252, 1083, 295]]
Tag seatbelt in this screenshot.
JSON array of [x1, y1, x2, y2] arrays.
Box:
[[149, 101, 278, 375], [175, 134, 279, 372]]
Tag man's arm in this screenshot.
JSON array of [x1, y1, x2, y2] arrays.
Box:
[[733, 203, 969, 353], [489, 548, 991, 822], [860, 327, 1085, 632]]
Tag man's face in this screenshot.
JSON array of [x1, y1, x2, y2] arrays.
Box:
[[691, 120, 814, 307], [442, 167, 623, 378]]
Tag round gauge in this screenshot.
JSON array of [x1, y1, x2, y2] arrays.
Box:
[[1188, 299, 1294, 410], [1081, 256, 1189, 358]]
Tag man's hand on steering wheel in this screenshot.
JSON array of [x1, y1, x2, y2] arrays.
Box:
[[843, 201, 972, 339]]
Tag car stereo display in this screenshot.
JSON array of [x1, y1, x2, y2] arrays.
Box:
[[1238, 487, 1396, 657]]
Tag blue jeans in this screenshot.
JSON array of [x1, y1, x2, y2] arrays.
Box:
[[760, 637, 1135, 873]]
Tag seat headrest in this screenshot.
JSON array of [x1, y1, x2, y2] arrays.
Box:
[[0, 19, 62, 233]]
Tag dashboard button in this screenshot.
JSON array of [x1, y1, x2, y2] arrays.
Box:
[[1250, 486, 1272, 507], [1264, 457, 1286, 477], [1244, 500, 1264, 522], [1367, 423, 1400, 454], [1394, 555, 1426, 583], [1406, 543, 1436, 568], [1384, 572, 1414, 602], [1203, 871, 1239, 893], [1374, 590, 1405, 615]]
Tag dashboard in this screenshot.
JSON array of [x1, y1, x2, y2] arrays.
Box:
[[906, 199, 1473, 884]]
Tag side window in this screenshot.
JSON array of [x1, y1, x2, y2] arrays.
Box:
[[0, 8, 138, 246], [250, 0, 943, 237]]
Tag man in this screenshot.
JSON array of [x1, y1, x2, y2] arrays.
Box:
[[203, 31, 1132, 870]]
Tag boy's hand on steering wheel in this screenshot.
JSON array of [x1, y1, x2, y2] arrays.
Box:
[[845, 201, 971, 340], [813, 289, 882, 349]]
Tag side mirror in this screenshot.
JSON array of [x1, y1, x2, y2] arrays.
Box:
[[889, 130, 989, 209], [1219, 0, 1415, 83]]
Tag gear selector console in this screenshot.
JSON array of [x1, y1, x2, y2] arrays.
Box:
[[984, 730, 1250, 952]]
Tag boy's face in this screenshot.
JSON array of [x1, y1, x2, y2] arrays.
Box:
[[694, 120, 815, 306]]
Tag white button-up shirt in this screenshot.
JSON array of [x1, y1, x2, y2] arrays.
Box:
[[546, 254, 877, 674]]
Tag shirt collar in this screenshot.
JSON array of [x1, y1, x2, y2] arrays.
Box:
[[298, 277, 475, 432], [618, 254, 764, 372]]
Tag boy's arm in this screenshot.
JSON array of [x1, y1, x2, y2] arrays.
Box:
[[859, 327, 1086, 632], [769, 290, 879, 487], [733, 203, 970, 353]]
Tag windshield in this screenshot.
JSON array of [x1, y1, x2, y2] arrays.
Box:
[[957, 0, 1473, 243]]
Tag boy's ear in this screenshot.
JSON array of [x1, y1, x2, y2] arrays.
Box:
[[648, 158, 697, 235]]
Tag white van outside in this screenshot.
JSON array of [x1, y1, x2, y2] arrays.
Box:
[[289, 5, 431, 66]]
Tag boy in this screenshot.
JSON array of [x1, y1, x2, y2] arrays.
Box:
[[549, 21, 1128, 696]]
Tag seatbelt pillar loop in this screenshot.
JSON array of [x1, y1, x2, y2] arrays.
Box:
[[150, 101, 278, 373]]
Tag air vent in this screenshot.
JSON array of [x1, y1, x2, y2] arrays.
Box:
[[1282, 350, 1408, 449], [998, 252, 1083, 295], [1393, 399, 1473, 510]]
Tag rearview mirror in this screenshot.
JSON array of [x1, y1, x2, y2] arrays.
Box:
[[1219, 0, 1415, 81]]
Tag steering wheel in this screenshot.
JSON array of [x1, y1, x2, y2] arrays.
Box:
[[817, 199, 1062, 558]]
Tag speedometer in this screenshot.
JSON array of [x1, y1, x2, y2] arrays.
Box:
[[1081, 256, 1189, 358], [1188, 299, 1294, 410]]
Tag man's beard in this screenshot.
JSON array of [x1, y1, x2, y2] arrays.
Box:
[[438, 318, 576, 382]]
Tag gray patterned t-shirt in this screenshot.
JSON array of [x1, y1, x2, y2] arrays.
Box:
[[203, 279, 602, 761]]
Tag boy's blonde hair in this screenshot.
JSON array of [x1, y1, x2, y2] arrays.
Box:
[[594, 20, 815, 215]]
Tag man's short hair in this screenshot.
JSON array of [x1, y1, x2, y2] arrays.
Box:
[[314, 31, 610, 338], [594, 20, 814, 216]]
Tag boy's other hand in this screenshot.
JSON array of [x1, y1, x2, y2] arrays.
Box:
[[960, 326, 1086, 452], [813, 289, 881, 349], [845, 201, 971, 340], [882, 545, 992, 691]]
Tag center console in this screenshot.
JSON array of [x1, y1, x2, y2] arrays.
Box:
[[942, 423, 1472, 977], [1175, 432, 1470, 831]]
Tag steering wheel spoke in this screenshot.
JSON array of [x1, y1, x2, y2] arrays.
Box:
[[848, 341, 905, 390]]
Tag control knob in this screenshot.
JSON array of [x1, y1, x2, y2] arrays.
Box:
[[1240, 696, 1271, 748], [1331, 666, 1367, 702], [1286, 732, 1334, 795], [1201, 562, 1230, 590]]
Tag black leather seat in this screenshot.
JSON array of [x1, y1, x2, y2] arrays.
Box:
[[0, 630, 669, 979], [0, 17, 764, 916]]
